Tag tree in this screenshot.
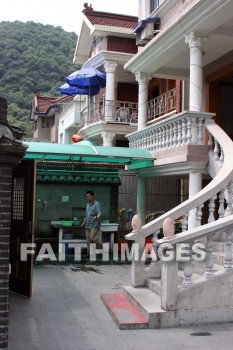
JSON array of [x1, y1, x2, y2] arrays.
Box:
[[0, 21, 77, 137]]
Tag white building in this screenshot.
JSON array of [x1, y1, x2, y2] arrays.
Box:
[[102, 0, 233, 329]]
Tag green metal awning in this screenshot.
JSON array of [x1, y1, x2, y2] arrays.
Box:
[[23, 141, 154, 169]]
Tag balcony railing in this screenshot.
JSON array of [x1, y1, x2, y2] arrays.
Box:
[[128, 110, 214, 151], [147, 88, 176, 122], [79, 100, 138, 129]]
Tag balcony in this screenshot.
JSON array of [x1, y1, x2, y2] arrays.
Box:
[[147, 88, 176, 123], [59, 99, 85, 131], [79, 100, 138, 129]]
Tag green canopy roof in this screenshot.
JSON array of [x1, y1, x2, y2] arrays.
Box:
[[23, 141, 154, 169]]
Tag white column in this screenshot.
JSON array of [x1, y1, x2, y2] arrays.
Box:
[[135, 72, 151, 131], [101, 131, 115, 147], [104, 61, 118, 121], [185, 32, 207, 112], [185, 33, 206, 226], [188, 172, 202, 229], [137, 176, 147, 225]]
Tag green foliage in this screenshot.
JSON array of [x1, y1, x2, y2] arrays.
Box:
[[0, 21, 78, 137]]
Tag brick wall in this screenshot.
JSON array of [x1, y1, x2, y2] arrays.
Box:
[[107, 36, 137, 54], [0, 165, 11, 349]]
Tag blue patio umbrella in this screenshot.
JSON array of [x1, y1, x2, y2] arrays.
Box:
[[58, 83, 100, 96], [66, 68, 106, 89]]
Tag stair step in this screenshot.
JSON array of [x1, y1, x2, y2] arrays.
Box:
[[147, 278, 161, 296], [101, 293, 148, 330], [213, 252, 225, 265], [122, 285, 166, 328]]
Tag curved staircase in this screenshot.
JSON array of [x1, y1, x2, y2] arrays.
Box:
[[102, 112, 233, 329]]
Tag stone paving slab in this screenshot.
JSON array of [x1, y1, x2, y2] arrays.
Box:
[[8, 263, 233, 350]]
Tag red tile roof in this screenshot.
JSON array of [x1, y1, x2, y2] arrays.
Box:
[[32, 93, 70, 114], [83, 4, 137, 29]]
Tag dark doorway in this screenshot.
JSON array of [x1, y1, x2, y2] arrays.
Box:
[[10, 160, 36, 298]]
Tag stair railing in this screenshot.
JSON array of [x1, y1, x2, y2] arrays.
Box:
[[126, 115, 233, 288]]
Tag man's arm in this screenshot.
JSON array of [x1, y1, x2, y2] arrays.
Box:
[[93, 202, 101, 221], [81, 218, 86, 227]]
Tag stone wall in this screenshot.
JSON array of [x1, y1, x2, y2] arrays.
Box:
[[0, 97, 27, 349]]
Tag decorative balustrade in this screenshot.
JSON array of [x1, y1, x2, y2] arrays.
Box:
[[126, 114, 233, 293], [128, 110, 212, 150], [147, 88, 176, 122], [79, 100, 138, 129]]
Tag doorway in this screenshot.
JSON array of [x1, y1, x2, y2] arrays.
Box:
[[10, 160, 36, 298]]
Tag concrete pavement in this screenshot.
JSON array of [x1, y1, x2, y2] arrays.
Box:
[[8, 262, 233, 350]]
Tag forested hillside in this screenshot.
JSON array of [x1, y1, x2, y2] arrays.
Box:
[[0, 21, 77, 136]]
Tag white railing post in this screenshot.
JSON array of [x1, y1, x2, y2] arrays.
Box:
[[196, 204, 203, 226], [204, 235, 214, 278], [208, 195, 217, 223], [218, 189, 225, 218], [172, 122, 177, 147], [224, 229, 233, 271], [225, 181, 233, 216], [197, 117, 204, 144], [181, 213, 188, 232], [131, 237, 146, 287], [183, 241, 193, 287], [161, 258, 178, 310]]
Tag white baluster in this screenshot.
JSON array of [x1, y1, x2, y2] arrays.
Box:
[[165, 126, 169, 148], [196, 204, 203, 226], [197, 117, 204, 144], [169, 124, 173, 148], [139, 135, 142, 148], [204, 235, 214, 278], [186, 117, 192, 144], [153, 129, 157, 150], [226, 181, 233, 216], [173, 122, 177, 147], [218, 189, 225, 218], [214, 139, 220, 161], [220, 147, 224, 163], [143, 132, 147, 148], [183, 242, 193, 287], [181, 213, 188, 232], [208, 195, 217, 223], [146, 132, 150, 148], [224, 229, 233, 271], [177, 121, 182, 146], [151, 130, 155, 150], [149, 131, 153, 150], [208, 132, 213, 153], [162, 126, 166, 149], [181, 118, 187, 145], [158, 128, 162, 150]]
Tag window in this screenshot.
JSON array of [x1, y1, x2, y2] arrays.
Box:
[[151, 0, 164, 11], [41, 118, 50, 128]]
